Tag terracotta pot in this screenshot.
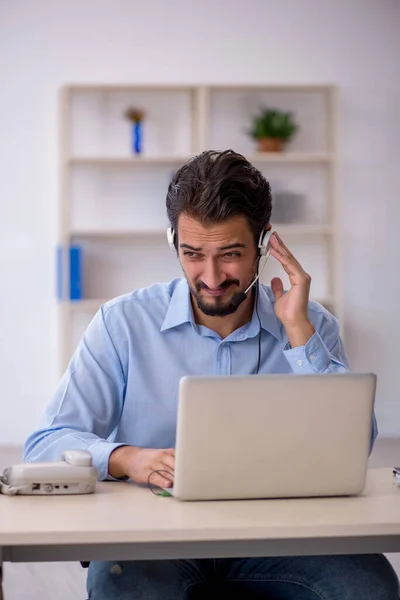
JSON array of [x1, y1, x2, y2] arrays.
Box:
[[257, 138, 284, 152]]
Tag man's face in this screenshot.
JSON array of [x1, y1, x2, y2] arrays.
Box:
[[177, 214, 260, 317]]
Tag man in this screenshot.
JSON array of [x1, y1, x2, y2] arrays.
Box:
[[24, 150, 398, 599]]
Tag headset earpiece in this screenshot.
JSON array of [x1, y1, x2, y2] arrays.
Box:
[[258, 230, 272, 256], [167, 227, 175, 251]]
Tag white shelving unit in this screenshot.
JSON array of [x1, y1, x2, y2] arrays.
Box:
[[58, 84, 341, 372]]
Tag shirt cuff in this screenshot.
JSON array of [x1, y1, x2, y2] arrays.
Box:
[[283, 331, 331, 374], [87, 440, 129, 481]]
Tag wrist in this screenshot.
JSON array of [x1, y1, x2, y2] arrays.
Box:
[[108, 445, 138, 479], [284, 319, 315, 348]]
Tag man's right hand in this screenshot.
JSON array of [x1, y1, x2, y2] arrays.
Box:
[[108, 445, 175, 488]]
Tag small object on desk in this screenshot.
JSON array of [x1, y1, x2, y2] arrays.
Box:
[[0, 450, 97, 496], [157, 490, 172, 497], [392, 467, 400, 486]]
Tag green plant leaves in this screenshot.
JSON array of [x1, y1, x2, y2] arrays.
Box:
[[249, 108, 297, 140]]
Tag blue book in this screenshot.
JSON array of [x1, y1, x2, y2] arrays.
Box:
[[69, 245, 82, 301], [56, 245, 83, 300]]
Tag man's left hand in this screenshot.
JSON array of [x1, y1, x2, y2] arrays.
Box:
[[268, 232, 315, 348]]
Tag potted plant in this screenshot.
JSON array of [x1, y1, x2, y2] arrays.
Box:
[[249, 108, 297, 152]]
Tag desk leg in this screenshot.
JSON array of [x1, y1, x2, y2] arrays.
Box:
[[0, 547, 4, 600]]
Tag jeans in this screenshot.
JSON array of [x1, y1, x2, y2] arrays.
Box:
[[87, 554, 399, 599]]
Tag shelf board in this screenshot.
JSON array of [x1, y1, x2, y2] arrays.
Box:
[[70, 228, 170, 238], [311, 297, 334, 306], [61, 299, 109, 311], [67, 156, 192, 166], [70, 225, 333, 238], [275, 224, 333, 235], [67, 153, 333, 166], [250, 152, 333, 164], [66, 84, 196, 93], [209, 84, 334, 92], [65, 83, 334, 93]]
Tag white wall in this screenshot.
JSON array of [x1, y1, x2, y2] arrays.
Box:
[[0, 0, 399, 444]]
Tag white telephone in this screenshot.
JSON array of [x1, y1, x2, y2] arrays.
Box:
[[0, 450, 98, 496]]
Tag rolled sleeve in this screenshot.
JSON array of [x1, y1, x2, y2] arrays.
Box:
[[88, 440, 129, 481]]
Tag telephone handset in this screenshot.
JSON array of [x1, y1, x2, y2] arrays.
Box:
[[0, 449, 98, 495]]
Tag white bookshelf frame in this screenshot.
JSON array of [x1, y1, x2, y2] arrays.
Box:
[[58, 84, 341, 372]]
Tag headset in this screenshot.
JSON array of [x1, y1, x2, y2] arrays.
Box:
[[167, 226, 273, 308]]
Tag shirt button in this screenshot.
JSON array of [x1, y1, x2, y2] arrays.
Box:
[[310, 354, 316, 361], [297, 360, 303, 366]]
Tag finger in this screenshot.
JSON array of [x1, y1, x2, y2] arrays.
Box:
[[149, 467, 174, 482], [150, 459, 174, 478], [270, 235, 298, 268], [160, 471, 174, 485], [271, 277, 285, 301], [163, 448, 175, 456], [271, 233, 305, 272], [270, 244, 309, 277], [161, 456, 175, 473], [160, 451, 175, 470], [270, 247, 300, 278], [148, 471, 173, 488]]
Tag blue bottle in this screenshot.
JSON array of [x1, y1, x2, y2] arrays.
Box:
[[132, 121, 142, 154]]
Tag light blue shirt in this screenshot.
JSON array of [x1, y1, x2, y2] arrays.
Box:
[[24, 278, 377, 479]]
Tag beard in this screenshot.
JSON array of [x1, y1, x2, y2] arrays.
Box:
[[190, 278, 241, 317], [185, 267, 258, 317]]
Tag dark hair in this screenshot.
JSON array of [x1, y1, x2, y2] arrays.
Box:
[[166, 150, 272, 248]]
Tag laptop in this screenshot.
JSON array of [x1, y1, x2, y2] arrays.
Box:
[[167, 373, 376, 501]]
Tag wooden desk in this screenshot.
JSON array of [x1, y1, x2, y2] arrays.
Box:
[[1, 468, 400, 598]]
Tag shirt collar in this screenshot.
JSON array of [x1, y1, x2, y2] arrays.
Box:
[[160, 279, 193, 332], [160, 278, 283, 341], [256, 284, 283, 341]]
